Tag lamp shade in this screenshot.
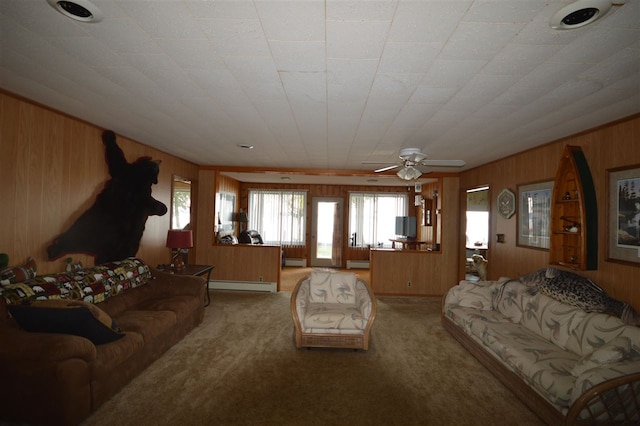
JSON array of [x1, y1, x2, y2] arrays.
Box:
[[236, 212, 248, 223], [166, 230, 193, 249], [396, 166, 422, 181]]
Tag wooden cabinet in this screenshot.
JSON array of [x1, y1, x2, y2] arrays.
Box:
[[549, 145, 597, 270]]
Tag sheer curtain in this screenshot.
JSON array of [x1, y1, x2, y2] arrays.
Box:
[[349, 193, 408, 248], [248, 190, 306, 245]]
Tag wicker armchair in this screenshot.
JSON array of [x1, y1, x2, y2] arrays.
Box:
[[290, 271, 377, 350]]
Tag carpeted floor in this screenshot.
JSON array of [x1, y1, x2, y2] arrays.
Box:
[[83, 291, 544, 426]]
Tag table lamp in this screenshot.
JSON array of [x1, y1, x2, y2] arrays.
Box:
[[236, 211, 248, 233], [166, 229, 193, 271]]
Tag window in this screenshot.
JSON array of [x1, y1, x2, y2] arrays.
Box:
[[248, 190, 307, 245], [171, 177, 191, 230], [349, 192, 408, 248]]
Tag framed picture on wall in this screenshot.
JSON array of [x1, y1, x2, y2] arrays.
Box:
[[607, 164, 640, 265], [517, 180, 554, 249]]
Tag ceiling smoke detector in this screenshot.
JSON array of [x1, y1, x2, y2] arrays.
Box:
[[550, 0, 614, 30], [46, 0, 103, 23]]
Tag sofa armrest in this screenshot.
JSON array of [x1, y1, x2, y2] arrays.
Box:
[[0, 323, 97, 364], [148, 268, 207, 298], [444, 280, 500, 311], [570, 357, 640, 404], [567, 371, 640, 424]]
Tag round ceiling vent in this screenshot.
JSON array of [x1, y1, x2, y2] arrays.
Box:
[[550, 0, 612, 30], [46, 0, 103, 23]]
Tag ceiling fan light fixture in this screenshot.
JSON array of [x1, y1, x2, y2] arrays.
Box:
[[550, 0, 613, 30], [396, 166, 422, 181], [399, 148, 426, 162], [46, 0, 104, 23]]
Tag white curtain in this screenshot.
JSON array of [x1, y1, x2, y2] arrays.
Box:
[[248, 190, 307, 245], [349, 193, 408, 248]]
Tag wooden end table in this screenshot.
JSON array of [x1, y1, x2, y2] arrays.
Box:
[[159, 264, 214, 307]]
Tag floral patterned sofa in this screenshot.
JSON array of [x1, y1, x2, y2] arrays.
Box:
[[442, 276, 640, 425], [0, 258, 206, 425]]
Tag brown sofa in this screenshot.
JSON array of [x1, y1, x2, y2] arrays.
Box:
[[0, 258, 206, 425]]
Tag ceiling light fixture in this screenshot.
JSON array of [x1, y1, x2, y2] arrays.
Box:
[[396, 166, 422, 181], [550, 0, 616, 30], [46, 0, 103, 23], [237, 144, 254, 150]]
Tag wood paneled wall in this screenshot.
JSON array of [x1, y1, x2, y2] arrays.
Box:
[[0, 92, 199, 274], [370, 176, 460, 295], [196, 244, 281, 285], [459, 114, 640, 310]]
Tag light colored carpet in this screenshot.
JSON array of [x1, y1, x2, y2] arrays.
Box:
[[83, 291, 544, 426]]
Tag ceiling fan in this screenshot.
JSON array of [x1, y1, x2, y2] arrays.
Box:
[[364, 148, 466, 180]]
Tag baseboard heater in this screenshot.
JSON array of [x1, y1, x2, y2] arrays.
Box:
[[284, 258, 307, 267], [208, 280, 277, 293], [346, 260, 370, 269]]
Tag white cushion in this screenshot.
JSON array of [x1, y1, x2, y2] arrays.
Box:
[[308, 271, 357, 304], [445, 280, 498, 310], [571, 336, 632, 376]]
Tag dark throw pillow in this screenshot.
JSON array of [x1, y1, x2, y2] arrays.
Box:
[[8, 299, 124, 345]]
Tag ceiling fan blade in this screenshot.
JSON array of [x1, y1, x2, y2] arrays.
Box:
[[422, 159, 466, 167], [375, 164, 400, 173]]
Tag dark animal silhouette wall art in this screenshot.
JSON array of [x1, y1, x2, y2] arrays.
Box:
[[48, 130, 167, 264]]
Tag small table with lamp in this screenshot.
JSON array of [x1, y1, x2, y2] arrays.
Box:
[[165, 229, 214, 307], [158, 264, 214, 307]]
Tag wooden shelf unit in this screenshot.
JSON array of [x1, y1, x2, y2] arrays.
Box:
[[549, 145, 598, 270]]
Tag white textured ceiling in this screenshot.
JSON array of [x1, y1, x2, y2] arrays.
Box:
[[1, 0, 639, 181]]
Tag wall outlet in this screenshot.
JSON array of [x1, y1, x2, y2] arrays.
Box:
[[259, 276, 263, 282], [407, 280, 412, 287]]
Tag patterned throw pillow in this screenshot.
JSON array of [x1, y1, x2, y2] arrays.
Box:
[[571, 336, 631, 376], [8, 299, 124, 345], [0, 257, 37, 287]]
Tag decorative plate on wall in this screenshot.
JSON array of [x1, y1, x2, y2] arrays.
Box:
[[497, 189, 516, 219]]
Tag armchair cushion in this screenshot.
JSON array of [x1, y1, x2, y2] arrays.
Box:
[[304, 304, 367, 331], [308, 271, 356, 304]]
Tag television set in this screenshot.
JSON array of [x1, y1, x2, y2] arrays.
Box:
[[395, 216, 417, 239]]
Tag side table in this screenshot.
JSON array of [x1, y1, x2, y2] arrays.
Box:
[[159, 264, 214, 307]]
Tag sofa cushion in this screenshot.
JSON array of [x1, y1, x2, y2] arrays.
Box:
[[494, 279, 527, 323], [7, 299, 124, 345], [571, 336, 632, 377], [112, 310, 177, 343], [308, 271, 356, 304], [0, 257, 37, 287], [519, 291, 588, 351], [565, 312, 638, 357], [471, 319, 578, 408]]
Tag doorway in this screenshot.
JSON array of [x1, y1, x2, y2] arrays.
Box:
[[310, 197, 343, 267], [465, 186, 489, 280]]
